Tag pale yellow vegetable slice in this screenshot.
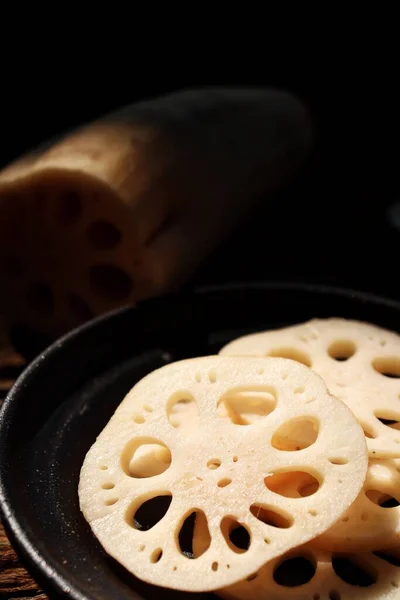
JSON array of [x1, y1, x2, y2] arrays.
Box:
[[214, 544, 400, 600], [79, 355, 367, 592], [193, 458, 400, 553], [193, 516, 400, 599], [220, 318, 400, 459], [311, 459, 400, 552]]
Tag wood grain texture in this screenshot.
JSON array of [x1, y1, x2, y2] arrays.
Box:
[[0, 334, 48, 599]]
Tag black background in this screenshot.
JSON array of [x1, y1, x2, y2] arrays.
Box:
[[1, 60, 399, 302]]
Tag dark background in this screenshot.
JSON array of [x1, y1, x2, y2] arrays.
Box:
[[1, 64, 399, 301]]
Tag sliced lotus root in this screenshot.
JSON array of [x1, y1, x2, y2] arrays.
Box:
[[0, 88, 311, 338], [195, 456, 400, 553], [212, 543, 400, 600], [220, 318, 400, 459], [79, 355, 367, 592], [310, 459, 400, 552]]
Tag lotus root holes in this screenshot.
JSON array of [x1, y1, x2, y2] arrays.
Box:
[[273, 555, 316, 587], [328, 340, 356, 361], [328, 457, 348, 465], [150, 548, 163, 563], [331, 555, 376, 587], [272, 417, 319, 451], [366, 489, 400, 508], [207, 459, 221, 470], [101, 483, 115, 490], [218, 386, 277, 425], [86, 220, 122, 250], [374, 412, 400, 430], [264, 471, 321, 498], [121, 438, 171, 478], [372, 356, 400, 378], [209, 370, 217, 383], [220, 517, 251, 553], [250, 504, 293, 528], [104, 497, 118, 506], [177, 510, 211, 559], [373, 551, 400, 567], [217, 478, 232, 488], [360, 423, 377, 439], [167, 392, 198, 430], [268, 347, 312, 367], [127, 494, 172, 531]]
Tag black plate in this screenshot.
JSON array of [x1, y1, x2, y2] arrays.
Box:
[[2, 282, 400, 600]]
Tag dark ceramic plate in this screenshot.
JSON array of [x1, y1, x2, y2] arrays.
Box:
[[1, 282, 400, 600]]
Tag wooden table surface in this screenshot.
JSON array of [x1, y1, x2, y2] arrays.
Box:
[[0, 333, 48, 600]]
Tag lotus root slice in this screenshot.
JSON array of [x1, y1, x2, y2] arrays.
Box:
[[220, 318, 400, 459], [79, 355, 367, 592]]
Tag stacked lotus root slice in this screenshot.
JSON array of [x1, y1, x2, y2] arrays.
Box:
[[78, 318, 400, 598], [216, 318, 400, 599]]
